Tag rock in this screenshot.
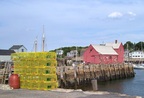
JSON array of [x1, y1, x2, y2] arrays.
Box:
[[0, 84, 12, 90]]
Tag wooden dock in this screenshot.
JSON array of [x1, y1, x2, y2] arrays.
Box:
[[57, 63, 135, 89], [125, 58, 144, 64]]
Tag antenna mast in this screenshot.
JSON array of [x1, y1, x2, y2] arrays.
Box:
[[42, 25, 45, 52]]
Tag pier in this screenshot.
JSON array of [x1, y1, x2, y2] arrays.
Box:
[[57, 63, 135, 89], [125, 58, 144, 64]]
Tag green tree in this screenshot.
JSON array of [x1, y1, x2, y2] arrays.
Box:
[[124, 41, 134, 52], [135, 41, 144, 51], [49, 46, 88, 58], [124, 41, 144, 51]]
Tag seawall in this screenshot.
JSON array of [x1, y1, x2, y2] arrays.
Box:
[[57, 63, 135, 89]]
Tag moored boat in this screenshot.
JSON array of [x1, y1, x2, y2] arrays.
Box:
[[133, 64, 144, 69]]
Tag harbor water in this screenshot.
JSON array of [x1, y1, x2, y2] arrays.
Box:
[[97, 69, 144, 97]]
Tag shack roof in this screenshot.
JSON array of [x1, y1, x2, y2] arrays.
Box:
[[105, 42, 121, 49], [9, 45, 26, 50], [0, 49, 15, 55], [91, 44, 118, 55]]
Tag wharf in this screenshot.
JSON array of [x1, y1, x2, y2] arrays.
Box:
[[125, 58, 144, 63], [0, 86, 141, 98], [57, 63, 135, 88]]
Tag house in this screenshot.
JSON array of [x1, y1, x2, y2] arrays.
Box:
[[56, 50, 63, 56], [67, 50, 78, 57], [83, 40, 124, 64], [9, 45, 27, 53], [129, 51, 144, 59], [0, 49, 15, 61]]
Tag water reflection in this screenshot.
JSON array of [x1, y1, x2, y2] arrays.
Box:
[[97, 69, 144, 97], [98, 80, 125, 93]]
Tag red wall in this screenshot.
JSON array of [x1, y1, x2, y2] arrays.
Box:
[[83, 45, 118, 64], [114, 43, 124, 63], [83, 45, 100, 64]]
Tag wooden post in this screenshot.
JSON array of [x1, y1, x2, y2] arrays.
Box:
[[91, 79, 98, 91], [60, 66, 63, 79], [73, 63, 77, 89], [60, 66, 64, 88]]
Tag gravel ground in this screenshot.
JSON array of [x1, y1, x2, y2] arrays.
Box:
[[0, 85, 142, 98]]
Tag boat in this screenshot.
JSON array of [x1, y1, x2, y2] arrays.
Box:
[[133, 63, 144, 69], [131, 42, 144, 69]]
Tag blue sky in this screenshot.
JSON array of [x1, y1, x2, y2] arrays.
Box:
[[1, 0, 144, 51]]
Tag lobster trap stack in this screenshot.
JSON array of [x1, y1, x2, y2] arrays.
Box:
[[11, 52, 58, 90]]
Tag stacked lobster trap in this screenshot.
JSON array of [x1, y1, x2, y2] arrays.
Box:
[[11, 52, 58, 90]]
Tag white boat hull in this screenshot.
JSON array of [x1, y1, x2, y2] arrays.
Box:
[[133, 64, 144, 69]]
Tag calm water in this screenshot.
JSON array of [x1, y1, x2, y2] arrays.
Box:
[[97, 69, 144, 97]]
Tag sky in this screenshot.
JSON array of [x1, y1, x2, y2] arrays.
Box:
[[1, 0, 144, 51]]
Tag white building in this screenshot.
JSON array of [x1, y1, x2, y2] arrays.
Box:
[[9, 45, 27, 53], [56, 50, 63, 56], [67, 50, 78, 57], [0, 49, 15, 61], [129, 51, 144, 58]]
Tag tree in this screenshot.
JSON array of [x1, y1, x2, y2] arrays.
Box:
[[49, 46, 88, 58], [124, 41, 134, 52], [135, 41, 144, 51], [124, 41, 144, 51]]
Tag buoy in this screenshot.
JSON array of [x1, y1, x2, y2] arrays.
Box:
[[9, 74, 20, 89]]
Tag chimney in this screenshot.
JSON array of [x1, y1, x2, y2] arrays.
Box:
[[115, 40, 117, 44]]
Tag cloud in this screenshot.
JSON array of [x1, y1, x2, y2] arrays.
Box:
[[108, 11, 136, 20], [127, 11, 136, 16], [108, 12, 123, 19], [127, 11, 136, 20], [0, 0, 143, 51]]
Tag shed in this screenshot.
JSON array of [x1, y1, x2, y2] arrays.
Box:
[[83, 40, 124, 64], [9, 45, 27, 53], [83, 44, 118, 64]]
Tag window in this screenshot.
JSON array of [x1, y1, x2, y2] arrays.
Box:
[[89, 48, 93, 53], [22, 49, 24, 52], [109, 56, 112, 59]]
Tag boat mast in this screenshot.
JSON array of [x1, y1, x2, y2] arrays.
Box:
[[141, 41, 143, 51], [42, 25, 45, 52], [127, 43, 129, 63], [140, 41, 143, 64], [34, 36, 38, 52], [76, 46, 77, 63]]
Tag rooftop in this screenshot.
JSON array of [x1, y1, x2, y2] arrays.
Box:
[[0, 49, 15, 55], [92, 45, 118, 55], [9, 45, 24, 50]]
